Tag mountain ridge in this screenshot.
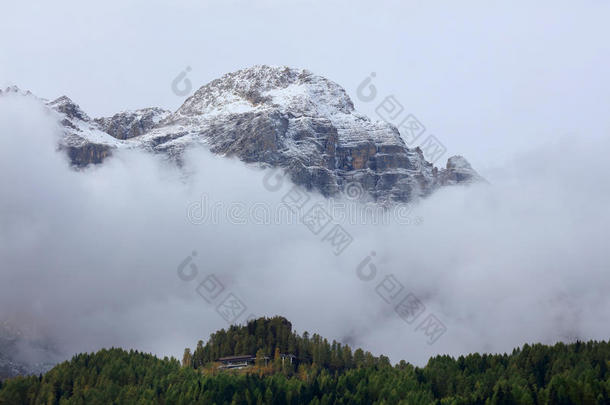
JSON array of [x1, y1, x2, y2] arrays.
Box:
[[1, 66, 482, 203]]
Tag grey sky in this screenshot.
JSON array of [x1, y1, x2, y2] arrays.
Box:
[[2, 0, 610, 173]]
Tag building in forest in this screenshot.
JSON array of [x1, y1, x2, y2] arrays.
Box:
[[217, 353, 296, 369], [217, 355, 258, 369]]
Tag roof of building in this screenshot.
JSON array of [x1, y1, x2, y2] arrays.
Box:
[[217, 355, 255, 362]]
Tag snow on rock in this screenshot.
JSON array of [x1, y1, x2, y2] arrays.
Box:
[[438, 155, 484, 185], [7, 66, 483, 202], [0, 85, 34, 98], [42, 96, 127, 167], [94, 108, 171, 140], [141, 65, 440, 202]]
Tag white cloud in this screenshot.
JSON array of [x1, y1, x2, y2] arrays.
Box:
[[1, 94, 608, 366]]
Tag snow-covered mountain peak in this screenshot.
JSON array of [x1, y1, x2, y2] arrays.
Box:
[[0, 85, 31, 97], [12, 65, 483, 201], [94, 107, 171, 140], [47, 95, 91, 122], [175, 65, 354, 119]]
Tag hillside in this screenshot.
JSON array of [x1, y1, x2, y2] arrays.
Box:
[[0, 317, 608, 404]]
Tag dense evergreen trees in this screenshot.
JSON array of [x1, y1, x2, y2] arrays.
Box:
[[189, 317, 380, 373], [0, 317, 608, 404]]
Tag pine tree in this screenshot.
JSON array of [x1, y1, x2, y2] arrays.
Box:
[[273, 347, 282, 374], [182, 348, 193, 368]]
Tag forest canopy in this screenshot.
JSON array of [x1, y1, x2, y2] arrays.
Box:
[[1, 316, 608, 405]]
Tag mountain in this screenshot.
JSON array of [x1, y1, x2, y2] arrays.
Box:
[[93, 107, 171, 140], [0, 322, 56, 381], [1, 317, 608, 404], [1, 66, 482, 203]]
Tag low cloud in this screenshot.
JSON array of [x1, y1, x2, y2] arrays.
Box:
[[0, 94, 609, 367]]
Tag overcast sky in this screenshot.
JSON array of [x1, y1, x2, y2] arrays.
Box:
[[1, 1, 610, 367], [2, 0, 610, 172]]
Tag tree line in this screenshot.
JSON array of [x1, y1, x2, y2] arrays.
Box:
[[0, 316, 608, 404]]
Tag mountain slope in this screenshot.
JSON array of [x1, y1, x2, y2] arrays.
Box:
[[2, 66, 482, 203], [143, 65, 439, 202], [1, 317, 608, 404], [0, 323, 56, 381]]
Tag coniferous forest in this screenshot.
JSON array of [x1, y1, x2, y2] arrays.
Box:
[[0, 317, 608, 405]]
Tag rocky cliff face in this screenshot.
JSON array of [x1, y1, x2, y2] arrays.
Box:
[[2, 66, 482, 202], [141, 66, 482, 202], [44, 95, 126, 167], [94, 108, 170, 140], [143, 66, 438, 201], [437, 155, 484, 185]]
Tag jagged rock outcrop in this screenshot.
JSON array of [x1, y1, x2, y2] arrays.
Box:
[[139, 66, 479, 202], [41, 95, 126, 167], [47, 95, 91, 122], [94, 108, 170, 140], [62, 142, 113, 167], [2, 66, 483, 202], [438, 155, 485, 185]]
